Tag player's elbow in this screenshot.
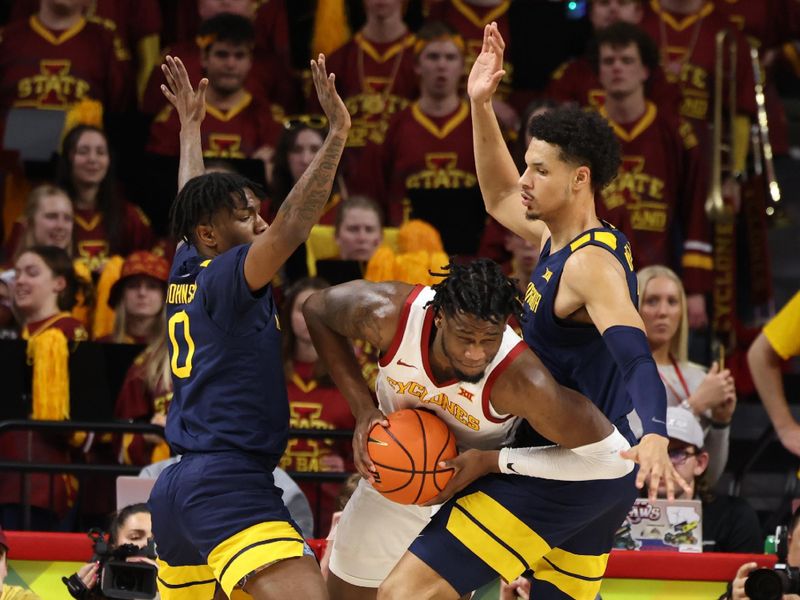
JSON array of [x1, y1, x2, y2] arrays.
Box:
[[301, 289, 325, 323]]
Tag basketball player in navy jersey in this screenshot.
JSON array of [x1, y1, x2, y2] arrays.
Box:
[[378, 24, 691, 599], [304, 260, 635, 600], [146, 55, 349, 600]]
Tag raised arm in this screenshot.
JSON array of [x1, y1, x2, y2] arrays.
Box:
[[468, 23, 544, 245], [243, 54, 350, 291], [303, 280, 413, 481], [561, 248, 690, 500], [159, 56, 207, 192]]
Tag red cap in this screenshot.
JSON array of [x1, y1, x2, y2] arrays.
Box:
[[108, 251, 170, 308]]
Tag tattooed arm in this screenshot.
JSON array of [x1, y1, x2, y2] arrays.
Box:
[[303, 280, 413, 481], [243, 54, 350, 291]]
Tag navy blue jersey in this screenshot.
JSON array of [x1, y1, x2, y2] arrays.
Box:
[[517, 225, 639, 447], [165, 243, 288, 460]]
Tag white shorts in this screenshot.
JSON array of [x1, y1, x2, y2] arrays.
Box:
[[328, 478, 434, 587]]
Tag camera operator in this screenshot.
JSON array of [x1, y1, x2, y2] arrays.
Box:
[[0, 526, 41, 599], [726, 506, 800, 600], [66, 503, 156, 598]]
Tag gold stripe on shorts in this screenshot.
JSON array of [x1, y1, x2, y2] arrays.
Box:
[[530, 548, 609, 600], [155, 559, 217, 600], [445, 491, 551, 583], [208, 521, 305, 597]]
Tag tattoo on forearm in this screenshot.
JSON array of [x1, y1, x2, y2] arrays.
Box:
[[278, 134, 346, 225]]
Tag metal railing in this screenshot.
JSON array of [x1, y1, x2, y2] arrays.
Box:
[[0, 419, 355, 532]]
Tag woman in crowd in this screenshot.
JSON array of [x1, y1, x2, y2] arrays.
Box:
[[333, 195, 383, 262], [5, 185, 74, 259], [57, 125, 155, 274], [0, 246, 89, 530], [101, 251, 168, 345], [279, 277, 355, 537], [312, 195, 384, 285], [638, 265, 736, 485], [71, 503, 155, 595]]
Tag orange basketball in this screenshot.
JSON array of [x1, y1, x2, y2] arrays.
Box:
[[367, 408, 457, 505]]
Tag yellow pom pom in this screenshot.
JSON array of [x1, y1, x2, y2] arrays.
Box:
[[92, 255, 125, 339], [397, 220, 445, 254], [365, 246, 397, 282], [63, 98, 104, 138], [27, 328, 70, 421]]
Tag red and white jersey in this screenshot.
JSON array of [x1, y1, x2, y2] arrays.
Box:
[[376, 285, 526, 451]]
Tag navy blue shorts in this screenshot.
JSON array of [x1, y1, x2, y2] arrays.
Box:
[[148, 452, 308, 599], [409, 471, 638, 599]]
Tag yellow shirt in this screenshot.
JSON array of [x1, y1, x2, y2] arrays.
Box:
[[0, 585, 41, 600], [764, 291, 800, 360]]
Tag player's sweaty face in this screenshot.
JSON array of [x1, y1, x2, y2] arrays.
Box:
[[439, 311, 504, 383], [212, 189, 267, 251]]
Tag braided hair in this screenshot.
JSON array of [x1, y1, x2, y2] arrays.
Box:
[[169, 172, 264, 244], [428, 259, 524, 325]]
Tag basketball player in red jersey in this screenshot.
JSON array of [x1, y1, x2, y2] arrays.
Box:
[[304, 259, 636, 600]]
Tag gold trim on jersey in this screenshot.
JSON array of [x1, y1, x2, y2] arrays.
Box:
[[74, 213, 102, 232], [452, 0, 510, 29], [599, 102, 657, 143], [569, 230, 621, 254], [411, 101, 469, 140], [30, 15, 87, 45], [649, 0, 714, 31], [354, 32, 416, 64], [206, 92, 253, 122]]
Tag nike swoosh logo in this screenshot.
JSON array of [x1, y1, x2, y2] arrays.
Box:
[[397, 359, 415, 368], [506, 463, 520, 474], [368, 437, 388, 446]]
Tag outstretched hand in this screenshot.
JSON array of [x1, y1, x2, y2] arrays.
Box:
[[310, 53, 350, 133], [468, 22, 507, 105], [620, 433, 692, 501], [160, 55, 207, 128]]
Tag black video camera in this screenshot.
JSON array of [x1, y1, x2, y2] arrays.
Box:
[[745, 525, 800, 600], [745, 565, 800, 600], [62, 528, 158, 599]]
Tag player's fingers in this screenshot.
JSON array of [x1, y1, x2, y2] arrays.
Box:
[[491, 71, 506, 86], [635, 466, 647, 489], [492, 22, 506, 50], [174, 56, 190, 83], [197, 78, 209, 103], [160, 85, 177, 105], [661, 469, 674, 501], [161, 63, 178, 91], [674, 467, 692, 495]]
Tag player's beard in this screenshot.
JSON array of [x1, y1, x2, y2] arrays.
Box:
[[441, 335, 486, 384]]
